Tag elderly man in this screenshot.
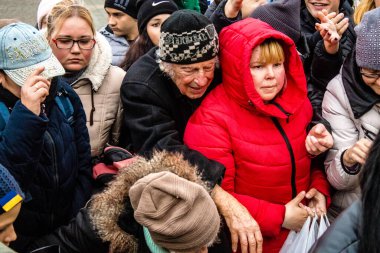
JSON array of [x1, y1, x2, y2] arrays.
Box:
[[121, 9, 262, 253]]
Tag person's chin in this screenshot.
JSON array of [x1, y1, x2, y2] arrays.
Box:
[[64, 64, 85, 72]]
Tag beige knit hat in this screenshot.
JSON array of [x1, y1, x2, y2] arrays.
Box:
[[129, 171, 220, 252]]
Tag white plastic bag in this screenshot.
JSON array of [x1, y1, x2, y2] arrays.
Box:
[[317, 213, 330, 239], [280, 216, 311, 253], [306, 215, 319, 252]]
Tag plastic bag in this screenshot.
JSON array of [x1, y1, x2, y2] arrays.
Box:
[[280, 213, 330, 253], [280, 216, 311, 253], [317, 213, 330, 239]]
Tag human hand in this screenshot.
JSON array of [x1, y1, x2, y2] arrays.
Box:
[[224, 0, 243, 18], [20, 66, 50, 116], [306, 123, 333, 156], [315, 10, 349, 54], [241, 0, 266, 18], [343, 138, 373, 167], [282, 191, 309, 231], [212, 185, 263, 253], [305, 188, 327, 217]]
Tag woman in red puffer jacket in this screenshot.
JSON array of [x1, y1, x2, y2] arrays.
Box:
[[184, 18, 331, 253]]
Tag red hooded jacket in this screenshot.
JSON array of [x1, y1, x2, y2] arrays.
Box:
[[184, 18, 330, 252]]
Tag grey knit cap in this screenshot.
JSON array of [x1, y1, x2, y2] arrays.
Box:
[[129, 171, 220, 252], [250, 0, 301, 43], [355, 8, 380, 70]]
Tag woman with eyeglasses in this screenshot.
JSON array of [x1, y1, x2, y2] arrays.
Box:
[[322, 8, 380, 222], [46, 0, 126, 159]]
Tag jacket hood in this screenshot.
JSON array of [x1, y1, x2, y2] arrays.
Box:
[[87, 151, 210, 253], [342, 48, 380, 118], [219, 18, 307, 118], [74, 32, 113, 91]]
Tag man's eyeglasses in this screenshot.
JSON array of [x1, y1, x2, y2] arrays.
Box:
[[52, 38, 96, 50], [360, 68, 380, 82]]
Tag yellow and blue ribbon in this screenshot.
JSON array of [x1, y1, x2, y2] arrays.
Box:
[[0, 190, 22, 214]]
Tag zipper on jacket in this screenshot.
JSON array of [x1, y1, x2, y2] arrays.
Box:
[[45, 131, 59, 228], [271, 101, 291, 123], [271, 117, 297, 198]]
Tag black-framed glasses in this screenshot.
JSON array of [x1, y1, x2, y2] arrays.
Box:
[[52, 38, 96, 50], [360, 68, 380, 82]]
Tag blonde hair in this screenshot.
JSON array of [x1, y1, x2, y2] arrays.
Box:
[[254, 39, 285, 64], [46, 0, 95, 39], [354, 0, 376, 24]]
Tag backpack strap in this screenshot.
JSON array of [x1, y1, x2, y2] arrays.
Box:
[[0, 101, 10, 131], [55, 89, 74, 125]]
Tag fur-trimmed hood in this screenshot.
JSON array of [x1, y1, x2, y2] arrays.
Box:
[[73, 32, 113, 91], [87, 151, 211, 253]]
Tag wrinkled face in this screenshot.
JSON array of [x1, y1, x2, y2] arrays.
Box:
[[170, 58, 216, 99], [0, 202, 21, 246], [49, 16, 94, 72], [250, 46, 286, 102], [360, 67, 380, 95], [105, 7, 137, 39], [304, 0, 340, 18], [147, 14, 171, 46]]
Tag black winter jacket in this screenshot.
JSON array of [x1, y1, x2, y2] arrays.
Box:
[[120, 48, 225, 187], [0, 78, 93, 250]]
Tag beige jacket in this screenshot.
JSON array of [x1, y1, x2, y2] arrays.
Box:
[[72, 32, 125, 157]]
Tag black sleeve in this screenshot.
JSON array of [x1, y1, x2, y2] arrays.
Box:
[[209, 0, 242, 34], [120, 82, 225, 187], [28, 209, 109, 253]]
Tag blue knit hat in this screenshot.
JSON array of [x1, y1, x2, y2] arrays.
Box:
[[0, 164, 24, 214], [355, 8, 380, 70]]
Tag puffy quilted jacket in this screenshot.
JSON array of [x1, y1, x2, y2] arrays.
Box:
[[185, 18, 330, 253]]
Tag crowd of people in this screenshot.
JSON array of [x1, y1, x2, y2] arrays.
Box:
[[0, 0, 379, 252]]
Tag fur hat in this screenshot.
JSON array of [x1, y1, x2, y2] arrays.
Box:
[[104, 0, 138, 19], [355, 8, 380, 70], [250, 0, 301, 43], [137, 0, 178, 34], [129, 171, 220, 252], [159, 9, 219, 64], [0, 164, 24, 214]]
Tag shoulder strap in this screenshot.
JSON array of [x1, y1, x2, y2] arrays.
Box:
[[55, 90, 74, 125], [0, 102, 10, 131]]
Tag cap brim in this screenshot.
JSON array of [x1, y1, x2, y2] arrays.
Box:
[[4, 53, 65, 86]]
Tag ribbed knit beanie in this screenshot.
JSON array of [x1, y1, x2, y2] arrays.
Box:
[[250, 0, 301, 43], [129, 171, 220, 252], [355, 8, 380, 70], [159, 9, 219, 64], [0, 164, 24, 214], [137, 0, 178, 34], [104, 0, 138, 19]]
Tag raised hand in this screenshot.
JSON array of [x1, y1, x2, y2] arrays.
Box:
[[315, 9, 349, 54], [20, 66, 51, 116], [343, 138, 373, 167], [306, 123, 333, 156]]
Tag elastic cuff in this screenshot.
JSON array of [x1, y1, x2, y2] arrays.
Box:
[[340, 150, 360, 175]]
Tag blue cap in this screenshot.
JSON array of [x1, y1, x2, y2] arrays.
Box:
[[0, 22, 65, 86]]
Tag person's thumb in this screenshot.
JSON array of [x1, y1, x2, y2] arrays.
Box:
[[292, 191, 306, 205]]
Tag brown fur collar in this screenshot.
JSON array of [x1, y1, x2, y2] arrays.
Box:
[[88, 151, 210, 253]]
